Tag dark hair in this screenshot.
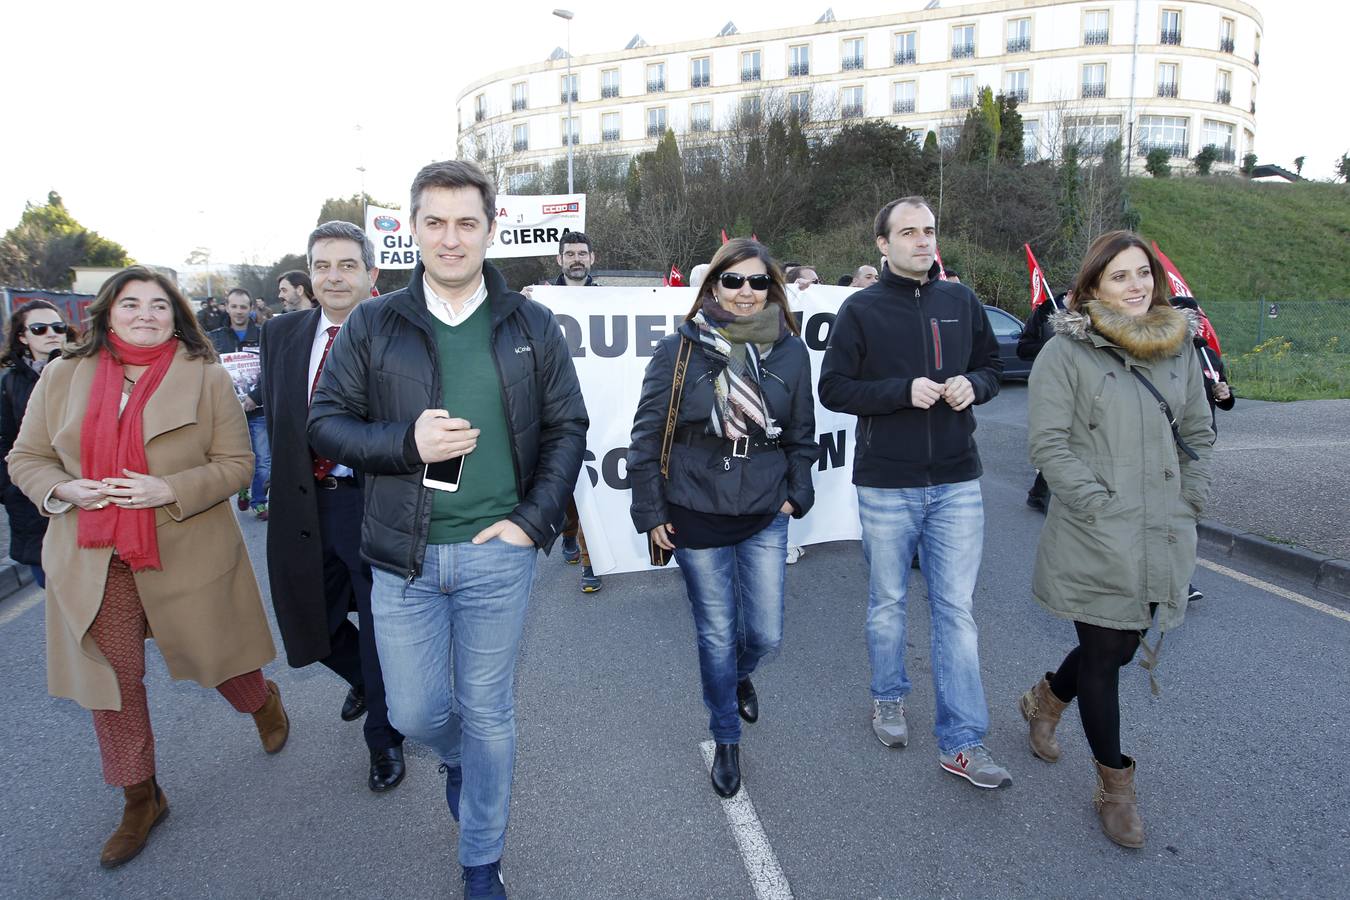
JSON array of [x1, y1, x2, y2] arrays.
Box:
[[873, 195, 934, 238], [225, 287, 253, 302], [1, 300, 69, 368], [784, 265, 818, 283], [67, 266, 216, 362], [558, 231, 593, 254], [942, 268, 961, 279], [278, 270, 314, 300], [410, 160, 496, 227], [683, 239, 800, 335], [307, 220, 376, 270], [1068, 230, 1169, 314], [836, 274, 853, 286]]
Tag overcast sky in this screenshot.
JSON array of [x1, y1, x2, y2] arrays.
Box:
[[5, 0, 1343, 270]]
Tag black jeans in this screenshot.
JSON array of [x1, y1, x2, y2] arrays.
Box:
[[1048, 621, 1141, 769]]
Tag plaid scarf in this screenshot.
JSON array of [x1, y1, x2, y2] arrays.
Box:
[[690, 301, 786, 440]]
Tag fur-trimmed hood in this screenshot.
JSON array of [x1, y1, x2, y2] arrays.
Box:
[[1049, 300, 1200, 362]]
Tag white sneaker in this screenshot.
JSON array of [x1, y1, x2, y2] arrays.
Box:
[[785, 545, 805, 565]]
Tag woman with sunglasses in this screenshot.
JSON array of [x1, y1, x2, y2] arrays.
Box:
[[629, 239, 817, 798], [0, 301, 74, 587]]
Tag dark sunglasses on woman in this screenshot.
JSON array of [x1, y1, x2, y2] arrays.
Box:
[[27, 322, 69, 336], [718, 273, 772, 292]]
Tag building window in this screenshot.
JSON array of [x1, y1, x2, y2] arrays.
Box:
[[474, 94, 486, 122], [560, 74, 578, 103], [1063, 114, 1121, 155], [691, 57, 711, 89], [1023, 120, 1041, 162], [841, 86, 864, 118], [1137, 115, 1189, 158], [892, 81, 916, 114], [939, 125, 962, 149], [1203, 119, 1236, 162], [842, 37, 865, 71], [1220, 18, 1235, 53], [741, 50, 762, 82], [740, 94, 762, 124], [601, 69, 620, 99], [1006, 69, 1029, 103], [1084, 10, 1109, 45], [561, 116, 579, 145], [1157, 62, 1178, 98], [602, 112, 621, 142], [1007, 18, 1031, 54], [952, 25, 975, 59], [950, 74, 975, 109], [1082, 63, 1106, 98], [1254, 32, 1261, 66], [690, 102, 712, 132], [512, 123, 529, 152], [506, 165, 535, 192], [511, 82, 527, 112], [894, 31, 917, 65], [1216, 70, 1232, 104], [789, 45, 810, 77], [647, 62, 666, 93], [1250, 80, 1257, 114], [789, 90, 811, 120], [646, 107, 667, 137], [1160, 9, 1182, 45]]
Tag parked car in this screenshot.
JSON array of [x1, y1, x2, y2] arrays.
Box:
[[984, 305, 1033, 381]]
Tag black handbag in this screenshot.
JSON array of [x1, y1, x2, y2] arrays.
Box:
[[648, 337, 694, 566]]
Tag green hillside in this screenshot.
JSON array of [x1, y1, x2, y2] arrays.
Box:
[[1127, 178, 1350, 301]]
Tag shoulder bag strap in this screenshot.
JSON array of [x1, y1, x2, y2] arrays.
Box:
[[658, 338, 694, 479], [1102, 348, 1199, 462]]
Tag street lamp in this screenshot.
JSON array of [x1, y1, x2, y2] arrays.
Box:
[[554, 8, 575, 194]]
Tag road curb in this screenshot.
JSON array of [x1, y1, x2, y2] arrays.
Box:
[[1199, 520, 1350, 600], [0, 556, 33, 601]]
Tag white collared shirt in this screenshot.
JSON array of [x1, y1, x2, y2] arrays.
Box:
[[423, 275, 488, 328], [309, 309, 353, 478]]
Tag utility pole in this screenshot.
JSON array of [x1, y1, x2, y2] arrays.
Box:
[[554, 9, 575, 194]]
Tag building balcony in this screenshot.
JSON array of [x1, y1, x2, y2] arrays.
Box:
[[894, 49, 917, 65], [1006, 37, 1031, 54], [1254, 50, 1260, 66], [1216, 88, 1232, 104], [601, 85, 620, 99], [560, 90, 578, 103], [646, 123, 665, 137], [950, 93, 974, 109], [893, 98, 916, 113], [561, 133, 579, 145], [691, 73, 710, 88], [841, 103, 864, 119], [1138, 140, 1188, 158], [512, 99, 527, 112], [1160, 29, 1182, 46], [789, 61, 810, 77], [474, 109, 485, 122], [951, 43, 975, 60], [1084, 30, 1110, 46], [1208, 145, 1237, 163], [513, 140, 528, 152], [1251, 100, 1257, 114], [1082, 82, 1106, 99], [1072, 140, 1111, 157], [602, 129, 621, 142], [1157, 82, 1178, 98], [1220, 37, 1235, 53], [741, 68, 761, 82], [690, 119, 711, 133], [646, 80, 665, 94], [1008, 87, 1029, 103], [842, 57, 864, 71]]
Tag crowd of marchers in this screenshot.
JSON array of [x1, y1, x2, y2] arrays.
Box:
[[1, 157, 1232, 898]]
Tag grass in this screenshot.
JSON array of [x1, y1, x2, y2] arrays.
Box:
[[1200, 300, 1349, 400]]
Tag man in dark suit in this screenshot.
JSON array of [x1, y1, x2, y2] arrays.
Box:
[[259, 220, 404, 791]]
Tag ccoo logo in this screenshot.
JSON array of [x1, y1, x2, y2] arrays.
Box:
[[373, 215, 400, 233]]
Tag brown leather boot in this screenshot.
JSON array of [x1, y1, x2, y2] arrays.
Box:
[[100, 777, 169, 868], [1019, 673, 1069, 762], [252, 679, 290, 754], [1094, 756, 1145, 848]]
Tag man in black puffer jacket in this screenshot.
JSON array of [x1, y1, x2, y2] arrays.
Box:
[[308, 160, 586, 898]]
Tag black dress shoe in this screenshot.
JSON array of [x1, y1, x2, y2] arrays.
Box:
[[711, 743, 741, 798], [341, 687, 367, 722], [736, 678, 759, 724], [368, 746, 405, 793]]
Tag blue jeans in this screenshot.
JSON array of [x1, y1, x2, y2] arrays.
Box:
[[246, 414, 270, 509], [370, 539, 536, 867], [674, 514, 788, 744], [858, 481, 989, 755]]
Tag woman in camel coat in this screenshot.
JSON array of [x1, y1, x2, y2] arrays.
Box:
[[8, 265, 287, 869]]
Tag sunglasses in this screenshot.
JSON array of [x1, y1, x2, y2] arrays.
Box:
[[718, 273, 772, 292], [26, 322, 68, 336]]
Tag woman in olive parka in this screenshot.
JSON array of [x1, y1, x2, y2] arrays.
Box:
[[1018, 230, 1214, 850]]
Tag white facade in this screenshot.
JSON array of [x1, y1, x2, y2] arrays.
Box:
[[456, 0, 1261, 184]]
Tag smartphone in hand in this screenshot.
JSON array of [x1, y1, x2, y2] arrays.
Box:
[[423, 456, 464, 492]]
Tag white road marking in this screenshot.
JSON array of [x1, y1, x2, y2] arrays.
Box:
[[1197, 558, 1350, 624], [0, 590, 42, 628], [699, 740, 794, 900]]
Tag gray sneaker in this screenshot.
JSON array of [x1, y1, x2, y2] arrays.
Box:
[[871, 699, 908, 747], [939, 744, 1013, 789]]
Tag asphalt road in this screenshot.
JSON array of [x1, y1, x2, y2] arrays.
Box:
[[2, 388, 1347, 899]]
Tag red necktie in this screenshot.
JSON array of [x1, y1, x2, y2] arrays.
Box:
[[310, 326, 340, 479]]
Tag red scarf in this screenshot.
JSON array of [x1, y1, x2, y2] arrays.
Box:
[[78, 334, 179, 571]]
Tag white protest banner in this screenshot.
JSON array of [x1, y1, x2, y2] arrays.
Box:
[[535, 285, 862, 577], [365, 205, 419, 270], [490, 193, 586, 259]]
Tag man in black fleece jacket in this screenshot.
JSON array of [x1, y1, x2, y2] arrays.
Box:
[[819, 196, 1012, 790]]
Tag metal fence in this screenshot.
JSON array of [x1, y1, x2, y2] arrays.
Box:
[[1200, 299, 1350, 400]]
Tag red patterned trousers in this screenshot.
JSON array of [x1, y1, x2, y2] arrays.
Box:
[[88, 556, 269, 787]]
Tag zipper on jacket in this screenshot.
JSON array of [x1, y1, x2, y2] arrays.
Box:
[[916, 287, 933, 484], [406, 325, 443, 581], [488, 318, 527, 514]]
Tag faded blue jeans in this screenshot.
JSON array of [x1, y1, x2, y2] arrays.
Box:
[[370, 539, 537, 867], [245, 414, 270, 509], [857, 481, 990, 755], [674, 514, 788, 744]]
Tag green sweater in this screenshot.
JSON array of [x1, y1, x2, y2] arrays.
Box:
[[427, 304, 519, 544]]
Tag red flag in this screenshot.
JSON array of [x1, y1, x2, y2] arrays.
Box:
[[1024, 244, 1058, 310], [1195, 311, 1222, 354], [668, 265, 684, 287], [1152, 241, 1220, 352], [719, 228, 729, 245], [934, 249, 948, 281]]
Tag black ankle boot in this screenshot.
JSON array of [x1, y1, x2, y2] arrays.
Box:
[[711, 743, 741, 798], [736, 678, 759, 723]]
